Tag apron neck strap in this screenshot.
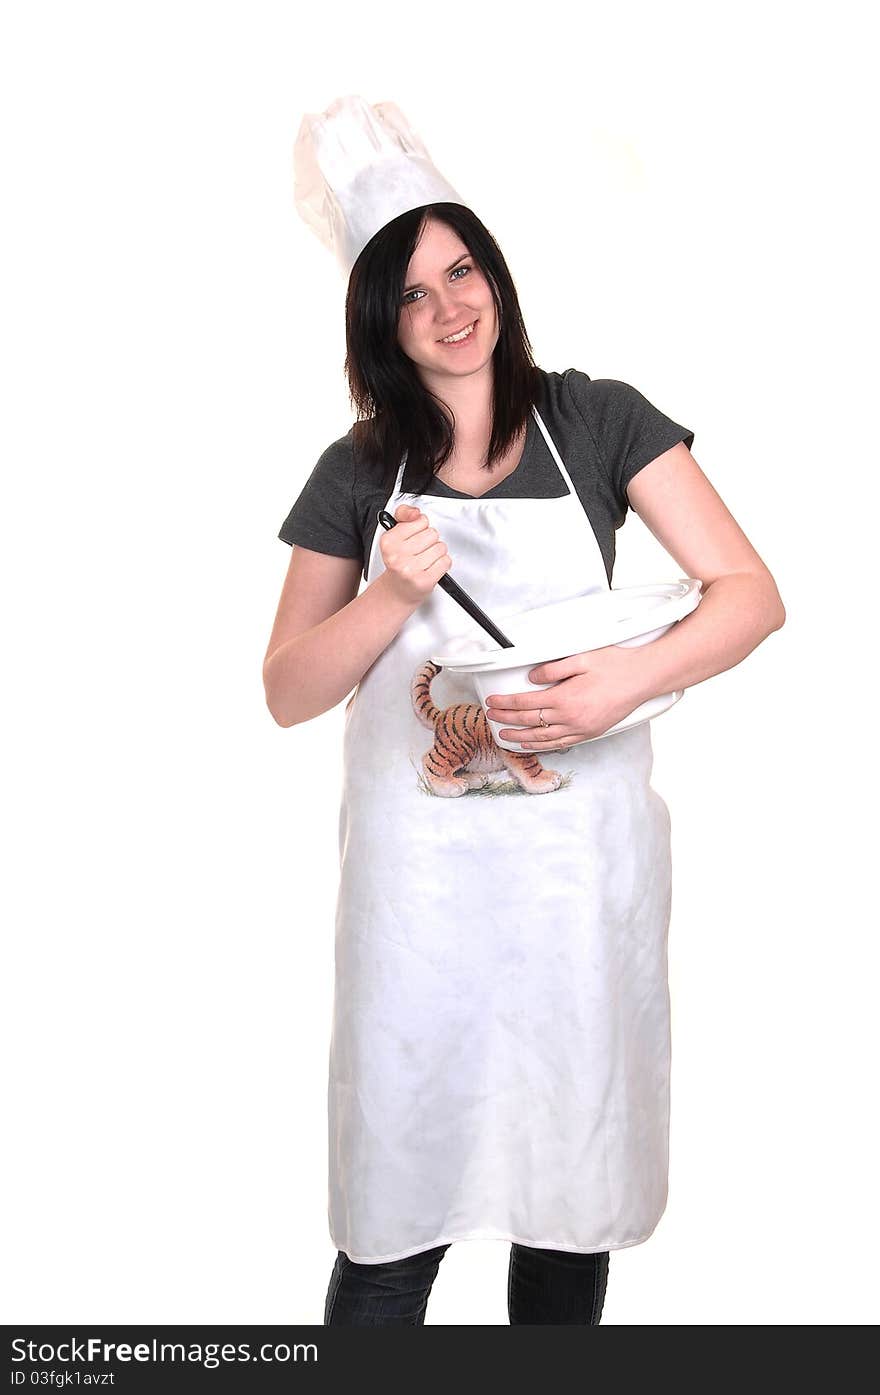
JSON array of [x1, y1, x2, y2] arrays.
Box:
[[393, 452, 408, 498]]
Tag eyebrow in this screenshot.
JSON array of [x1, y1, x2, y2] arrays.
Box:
[[403, 253, 470, 295]]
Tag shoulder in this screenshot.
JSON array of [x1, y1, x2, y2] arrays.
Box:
[[535, 367, 693, 494], [538, 369, 691, 449], [299, 427, 362, 501], [536, 366, 636, 423], [278, 424, 362, 555], [535, 369, 646, 459], [314, 426, 357, 472], [538, 368, 646, 420]]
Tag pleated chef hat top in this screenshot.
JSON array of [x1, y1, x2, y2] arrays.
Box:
[[293, 94, 467, 277]]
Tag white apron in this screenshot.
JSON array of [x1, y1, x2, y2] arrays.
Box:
[[329, 405, 673, 1264]]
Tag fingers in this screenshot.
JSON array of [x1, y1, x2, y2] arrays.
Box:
[[409, 542, 450, 575], [412, 525, 442, 556], [497, 723, 560, 741], [388, 508, 447, 560], [379, 506, 452, 603], [486, 698, 555, 718], [392, 506, 426, 533], [429, 550, 454, 579], [505, 728, 571, 748], [392, 507, 440, 549], [486, 703, 558, 736]]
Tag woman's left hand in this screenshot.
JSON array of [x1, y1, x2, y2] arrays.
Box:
[[484, 644, 648, 749]]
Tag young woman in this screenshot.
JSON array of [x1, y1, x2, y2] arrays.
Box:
[[263, 204, 785, 1325]]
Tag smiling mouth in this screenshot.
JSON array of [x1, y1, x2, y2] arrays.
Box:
[[438, 318, 478, 344]]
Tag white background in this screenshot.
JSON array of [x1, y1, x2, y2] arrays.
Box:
[[3, 0, 878, 1325]]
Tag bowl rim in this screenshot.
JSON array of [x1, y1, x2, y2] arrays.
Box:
[[430, 579, 702, 672]]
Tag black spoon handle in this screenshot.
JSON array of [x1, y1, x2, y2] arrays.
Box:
[[377, 509, 515, 649]]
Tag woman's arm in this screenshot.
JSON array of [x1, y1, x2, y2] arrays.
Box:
[[487, 441, 786, 746], [619, 441, 786, 705], [265, 504, 451, 729], [263, 548, 420, 728]]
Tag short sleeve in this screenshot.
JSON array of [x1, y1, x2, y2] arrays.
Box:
[[564, 372, 694, 515], [277, 433, 363, 562]]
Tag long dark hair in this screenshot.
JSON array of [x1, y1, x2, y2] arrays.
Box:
[[344, 203, 541, 495]]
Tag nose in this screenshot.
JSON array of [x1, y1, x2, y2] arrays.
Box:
[[434, 287, 466, 329]]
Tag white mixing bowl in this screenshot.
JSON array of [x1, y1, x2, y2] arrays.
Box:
[[431, 580, 702, 750]]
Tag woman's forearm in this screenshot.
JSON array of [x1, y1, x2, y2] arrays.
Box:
[[263, 570, 421, 727], [629, 571, 786, 705]]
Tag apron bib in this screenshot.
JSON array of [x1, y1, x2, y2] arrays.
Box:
[[329, 405, 673, 1263]]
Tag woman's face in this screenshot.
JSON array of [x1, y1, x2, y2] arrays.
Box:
[[397, 218, 498, 381]]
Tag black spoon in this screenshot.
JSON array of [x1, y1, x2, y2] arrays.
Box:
[[378, 509, 515, 649]]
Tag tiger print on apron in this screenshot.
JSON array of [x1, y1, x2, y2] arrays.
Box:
[[329, 404, 673, 1263]]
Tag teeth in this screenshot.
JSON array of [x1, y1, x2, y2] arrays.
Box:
[[440, 321, 475, 343]]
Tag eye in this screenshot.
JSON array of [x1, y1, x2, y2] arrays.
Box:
[[402, 263, 473, 306]]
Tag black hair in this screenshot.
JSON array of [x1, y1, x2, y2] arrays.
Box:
[[343, 203, 541, 495]]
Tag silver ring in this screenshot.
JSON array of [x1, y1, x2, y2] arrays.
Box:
[[537, 709, 549, 728]]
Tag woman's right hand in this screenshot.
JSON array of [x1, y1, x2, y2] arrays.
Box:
[[379, 504, 453, 605]]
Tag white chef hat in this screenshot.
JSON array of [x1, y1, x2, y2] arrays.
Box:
[[293, 94, 467, 277]]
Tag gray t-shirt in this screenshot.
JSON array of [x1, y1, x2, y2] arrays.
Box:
[[278, 368, 694, 585]]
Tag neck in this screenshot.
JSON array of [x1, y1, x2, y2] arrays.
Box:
[[419, 359, 495, 450]]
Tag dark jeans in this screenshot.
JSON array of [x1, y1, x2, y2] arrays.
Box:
[[324, 1242, 610, 1325]]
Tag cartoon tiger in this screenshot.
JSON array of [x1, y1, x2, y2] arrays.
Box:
[[411, 660, 564, 797]]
